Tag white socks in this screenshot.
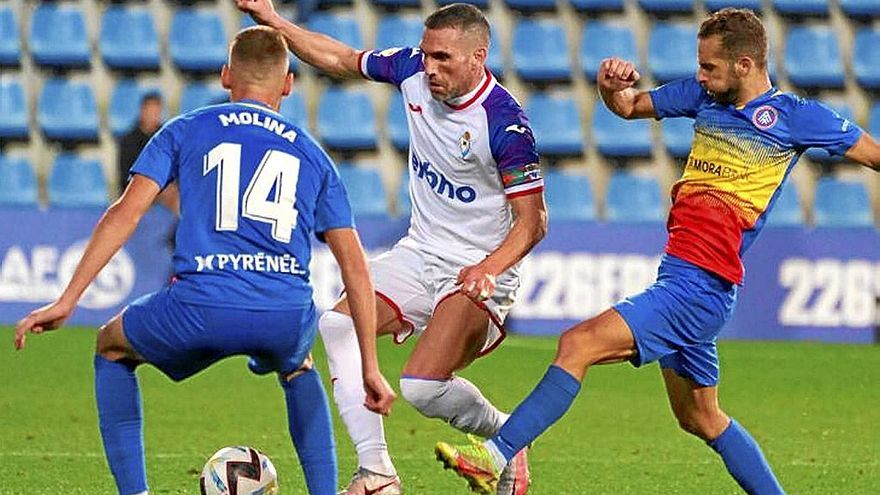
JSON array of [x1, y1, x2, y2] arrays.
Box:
[[318, 311, 396, 476], [399, 376, 509, 438]]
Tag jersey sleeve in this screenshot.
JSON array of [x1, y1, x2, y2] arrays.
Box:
[[649, 77, 708, 119], [313, 150, 355, 241], [488, 109, 543, 199], [789, 99, 864, 156], [359, 47, 423, 87], [129, 117, 184, 189]]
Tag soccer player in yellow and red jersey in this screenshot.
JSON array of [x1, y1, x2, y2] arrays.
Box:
[[436, 8, 880, 494]]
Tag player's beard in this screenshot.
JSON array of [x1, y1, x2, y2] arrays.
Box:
[[705, 71, 741, 105]]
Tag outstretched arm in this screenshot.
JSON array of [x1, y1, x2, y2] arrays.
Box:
[[236, 0, 362, 79], [597, 57, 657, 120], [14, 175, 161, 349], [845, 133, 880, 172]]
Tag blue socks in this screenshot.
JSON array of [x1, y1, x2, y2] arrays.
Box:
[[94, 355, 147, 495], [281, 368, 337, 495], [489, 365, 581, 462], [709, 419, 786, 495]]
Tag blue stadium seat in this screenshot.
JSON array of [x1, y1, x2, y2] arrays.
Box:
[[169, 9, 227, 73], [870, 103, 880, 139], [813, 178, 873, 228], [437, 0, 489, 7], [853, 28, 880, 90], [504, 0, 557, 12], [0, 5, 21, 66], [487, 30, 503, 78], [570, 0, 624, 11], [318, 87, 377, 151], [592, 104, 652, 158], [649, 24, 697, 83], [581, 21, 637, 81], [48, 154, 108, 209], [661, 118, 694, 158], [784, 26, 844, 89], [0, 76, 28, 139], [840, 0, 880, 17], [0, 155, 38, 207], [705, 0, 761, 10], [387, 98, 409, 151], [397, 171, 411, 216], [372, 0, 421, 9], [805, 102, 853, 163], [605, 172, 664, 223], [30, 4, 90, 68], [38, 79, 99, 142], [764, 181, 804, 227], [279, 92, 307, 127], [376, 15, 422, 49], [101, 6, 160, 71], [512, 20, 571, 83], [109, 79, 159, 137], [638, 0, 694, 14], [308, 14, 362, 49], [336, 165, 388, 217], [544, 170, 596, 221], [773, 0, 828, 16], [179, 82, 228, 114], [525, 93, 583, 156]]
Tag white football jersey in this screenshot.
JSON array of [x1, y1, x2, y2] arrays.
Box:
[[359, 47, 544, 267]]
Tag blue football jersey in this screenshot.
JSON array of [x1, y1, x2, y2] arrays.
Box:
[[131, 99, 354, 309]]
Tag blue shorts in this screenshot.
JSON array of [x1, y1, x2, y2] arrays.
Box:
[[122, 286, 317, 382], [613, 254, 737, 386]]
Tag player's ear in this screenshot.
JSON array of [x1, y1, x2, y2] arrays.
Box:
[[220, 65, 232, 90], [282, 72, 293, 97], [735, 56, 752, 77]]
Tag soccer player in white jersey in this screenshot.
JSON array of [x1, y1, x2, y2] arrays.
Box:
[[238, 2, 547, 494]]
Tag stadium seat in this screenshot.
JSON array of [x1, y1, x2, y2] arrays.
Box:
[[512, 20, 571, 83], [853, 28, 880, 90], [169, 9, 227, 73], [437, 0, 489, 7], [317, 87, 377, 151], [316, 0, 355, 9], [805, 102, 853, 163], [101, 6, 160, 71], [772, 0, 829, 16], [0, 76, 28, 140], [638, 0, 695, 14], [279, 92, 308, 127], [372, 0, 421, 9], [813, 177, 873, 228], [504, 0, 557, 12], [179, 82, 227, 114], [649, 24, 697, 83], [605, 171, 664, 223], [0, 155, 38, 207], [109, 79, 159, 137], [336, 165, 388, 217], [592, 104, 652, 158], [387, 98, 409, 151], [840, 0, 880, 18], [376, 15, 422, 50], [764, 181, 804, 227], [869, 103, 880, 139], [581, 21, 637, 81], [0, 4, 21, 66], [30, 4, 90, 68], [784, 26, 844, 89], [661, 117, 694, 158], [38, 79, 99, 142], [544, 170, 596, 221], [704, 0, 761, 10], [48, 154, 108, 209], [487, 30, 503, 78], [397, 171, 411, 216], [308, 14, 362, 50], [570, 0, 624, 11], [525, 93, 583, 156]]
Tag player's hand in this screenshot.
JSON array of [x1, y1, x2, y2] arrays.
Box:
[[235, 0, 280, 27], [363, 370, 396, 416], [456, 264, 497, 303], [14, 300, 75, 350], [598, 57, 640, 92]]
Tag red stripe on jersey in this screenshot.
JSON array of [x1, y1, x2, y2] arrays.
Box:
[[505, 185, 544, 199], [445, 69, 493, 111], [357, 50, 370, 79]]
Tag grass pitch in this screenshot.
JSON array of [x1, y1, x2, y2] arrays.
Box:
[[1, 326, 878, 494]]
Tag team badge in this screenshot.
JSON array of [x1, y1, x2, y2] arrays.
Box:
[[459, 131, 472, 159], [752, 105, 778, 130]]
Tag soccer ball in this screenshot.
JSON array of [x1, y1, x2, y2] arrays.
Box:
[[199, 446, 278, 495]]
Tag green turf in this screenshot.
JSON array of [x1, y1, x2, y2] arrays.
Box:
[[1, 326, 878, 494]]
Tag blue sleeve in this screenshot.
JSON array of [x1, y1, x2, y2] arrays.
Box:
[[313, 150, 355, 241], [484, 96, 543, 197], [649, 78, 708, 119], [129, 117, 184, 189], [360, 47, 423, 87], [789, 99, 864, 156]]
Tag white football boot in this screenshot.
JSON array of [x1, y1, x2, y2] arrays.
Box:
[[338, 467, 402, 495], [496, 447, 530, 495]]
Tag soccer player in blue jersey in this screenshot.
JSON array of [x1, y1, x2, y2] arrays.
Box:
[[14, 26, 396, 495], [436, 8, 880, 494]]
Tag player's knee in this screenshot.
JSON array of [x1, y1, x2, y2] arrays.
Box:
[[399, 377, 447, 417], [555, 327, 598, 369], [676, 410, 727, 441], [95, 320, 129, 362]]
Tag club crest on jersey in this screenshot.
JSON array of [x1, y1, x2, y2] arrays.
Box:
[[752, 105, 778, 130], [459, 131, 472, 159]]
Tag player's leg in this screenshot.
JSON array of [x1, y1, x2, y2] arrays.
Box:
[[662, 363, 785, 494]]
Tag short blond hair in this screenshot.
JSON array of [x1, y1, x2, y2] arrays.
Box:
[[228, 26, 290, 82]]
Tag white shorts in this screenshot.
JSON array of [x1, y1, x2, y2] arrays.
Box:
[[370, 241, 519, 356]]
